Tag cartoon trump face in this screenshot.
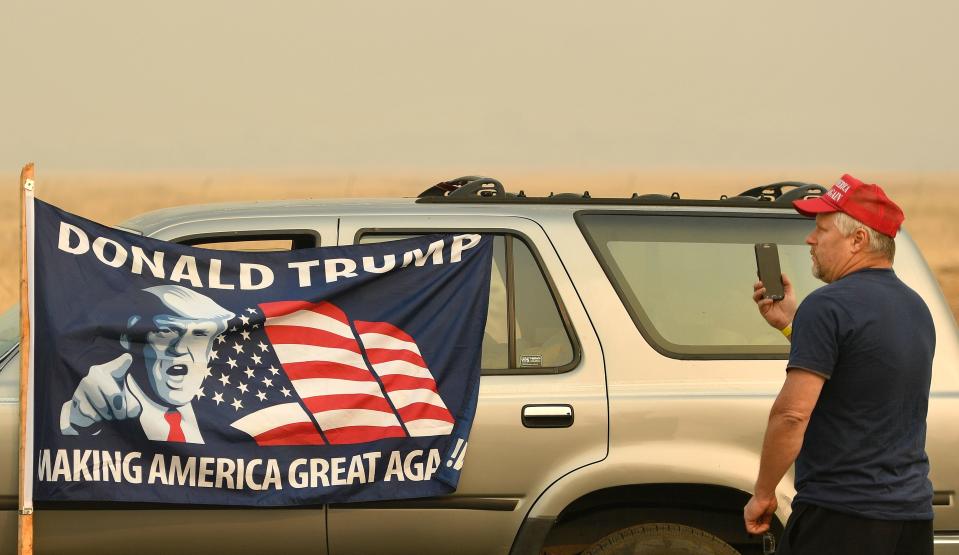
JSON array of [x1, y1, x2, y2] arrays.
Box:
[[138, 286, 234, 407], [61, 285, 235, 443]]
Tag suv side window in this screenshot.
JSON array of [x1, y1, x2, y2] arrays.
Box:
[[577, 212, 823, 359], [180, 233, 319, 251], [359, 233, 576, 374]]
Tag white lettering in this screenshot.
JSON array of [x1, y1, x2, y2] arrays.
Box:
[[198, 457, 215, 487], [263, 459, 282, 490], [37, 449, 52, 481], [170, 255, 203, 287], [402, 239, 445, 268], [288, 260, 320, 287], [57, 222, 90, 255], [331, 456, 347, 486], [240, 263, 274, 290], [208, 258, 235, 290], [384, 450, 405, 482], [403, 449, 425, 481], [102, 451, 123, 482], [122, 452, 142, 484], [148, 454, 169, 485], [362, 255, 395, 274], [215, 458, 236, 489], [289, 458, 307, 488], [310, 458, 331, 487], [130, 246, 165, 279], [450, 234, 481, 262], [52, 449, 71, 482], [325, 259, 358, 283], [169, 455, 197, 486], [92, 237, 128, 268], [72, 448, 95, 481], [363, 452, 381, 483]]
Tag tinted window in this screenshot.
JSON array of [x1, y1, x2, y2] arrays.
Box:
[[360, 233, 574, 372], [0, 304, 19, 371], [578, 213, 822, 357], [181, 234, 318, 251]]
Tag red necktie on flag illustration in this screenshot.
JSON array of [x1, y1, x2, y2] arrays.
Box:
[[228, 300, 455, 446]]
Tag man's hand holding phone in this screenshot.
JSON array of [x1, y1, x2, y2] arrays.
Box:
[[752, 274, 797, 331]]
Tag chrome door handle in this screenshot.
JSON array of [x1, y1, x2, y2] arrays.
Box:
[[521, 404, 574, 428]]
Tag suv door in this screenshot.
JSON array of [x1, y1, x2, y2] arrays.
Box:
[[328, 215, 607, 555], [15, 215, 339, 555]]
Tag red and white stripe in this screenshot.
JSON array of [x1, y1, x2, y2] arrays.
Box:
[[230, 402, 325, 446], [355, 320, 455, 437], [260, 300, 406, 445]]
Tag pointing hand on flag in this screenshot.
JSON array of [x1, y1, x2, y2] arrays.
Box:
[[60, 353, 142, 434]]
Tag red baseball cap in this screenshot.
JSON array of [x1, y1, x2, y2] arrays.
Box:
[[792, 174, 905, 238]]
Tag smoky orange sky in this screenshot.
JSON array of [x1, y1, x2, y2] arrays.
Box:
[[2, 1, 958, 174]]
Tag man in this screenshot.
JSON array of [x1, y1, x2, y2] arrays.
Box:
[[743, 174, 935, 554], [60, 285, 234, 444]]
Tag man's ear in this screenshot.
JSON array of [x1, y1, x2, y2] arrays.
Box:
[[849, 227, 869, 254]]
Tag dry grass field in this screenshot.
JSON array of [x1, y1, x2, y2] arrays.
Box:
[[1, 170, 957, 323]]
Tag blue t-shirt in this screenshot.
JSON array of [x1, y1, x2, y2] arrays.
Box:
[[788, 268, 935, 520]]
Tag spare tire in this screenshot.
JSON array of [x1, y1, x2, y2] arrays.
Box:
[[582, 523, 740, 555]]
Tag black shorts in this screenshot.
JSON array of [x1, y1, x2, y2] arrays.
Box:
[[777, 503, 932, 555]]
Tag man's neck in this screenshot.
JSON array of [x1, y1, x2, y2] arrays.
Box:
[[834, 254, 893, 281]]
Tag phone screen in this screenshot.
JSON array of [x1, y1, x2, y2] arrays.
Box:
[[754, 243, 785, 301]]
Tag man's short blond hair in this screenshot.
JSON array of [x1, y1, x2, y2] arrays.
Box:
[[833, 211, 896, 261]]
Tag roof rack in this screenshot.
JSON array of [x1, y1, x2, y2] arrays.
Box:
[[416, 176, 827, 206]]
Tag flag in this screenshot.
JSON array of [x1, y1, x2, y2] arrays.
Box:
[[29, 199, 493, 506]]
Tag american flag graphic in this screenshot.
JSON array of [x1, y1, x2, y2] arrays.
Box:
[[203, 300, 454, 446]]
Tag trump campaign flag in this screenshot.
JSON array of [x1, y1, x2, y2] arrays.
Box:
[[27, 199, 492, 506]]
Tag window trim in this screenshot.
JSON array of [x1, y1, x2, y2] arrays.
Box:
[[353, 228, 582, 376], [575, 209, 812, 360], [175, 230, 321, 250]]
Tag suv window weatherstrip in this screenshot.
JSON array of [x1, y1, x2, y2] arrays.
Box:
[[505, 235, 517, 369], [573, 210, 794, 361]]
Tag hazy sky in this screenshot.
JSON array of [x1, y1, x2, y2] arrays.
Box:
[[3, 1, 958, 173]]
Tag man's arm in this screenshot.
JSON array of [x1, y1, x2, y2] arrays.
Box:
[[743, 368, 825, 534]]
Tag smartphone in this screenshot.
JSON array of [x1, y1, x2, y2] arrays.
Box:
[[754, 243, 785, 301]]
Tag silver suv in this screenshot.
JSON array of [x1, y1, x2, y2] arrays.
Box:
[[2, 177, 957, 554]]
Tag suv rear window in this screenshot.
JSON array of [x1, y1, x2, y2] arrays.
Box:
[[577, 212, 823, 358]]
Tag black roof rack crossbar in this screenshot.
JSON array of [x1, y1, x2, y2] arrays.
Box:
[[418, 176, 506, 198], [735, 181, 827, 204], [415, 176, 826, 207]]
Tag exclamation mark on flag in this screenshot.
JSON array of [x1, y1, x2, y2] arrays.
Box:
[[446, 438, 468, 470]]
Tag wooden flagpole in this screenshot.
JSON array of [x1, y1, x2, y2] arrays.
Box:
[[18, 162, 35, 555]]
